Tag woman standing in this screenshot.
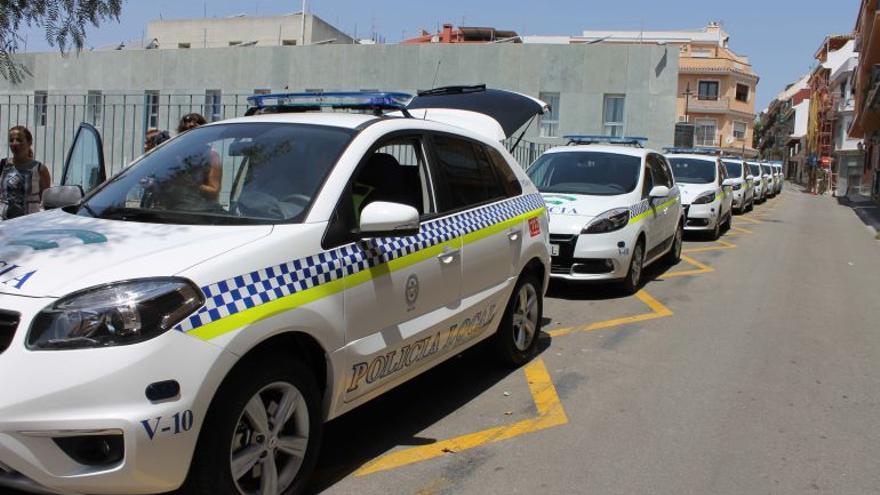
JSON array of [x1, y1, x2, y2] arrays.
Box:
[[0, 126, 52, 220]]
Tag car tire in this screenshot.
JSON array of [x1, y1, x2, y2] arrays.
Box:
[[493, 272, 542, 367], [620, 239, 644, 295], [183, 357, 322, 495], [664, 221, 683, 266], [709, 215, 721, 241]]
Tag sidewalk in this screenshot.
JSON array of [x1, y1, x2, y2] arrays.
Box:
[[837, 192, 880, 238]]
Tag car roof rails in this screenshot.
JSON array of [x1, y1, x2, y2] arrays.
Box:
[[663, 147, 722, 156], [246, 91, 413, 117], [564, 135, 648, 147]]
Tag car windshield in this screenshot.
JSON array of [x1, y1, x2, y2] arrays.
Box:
[[748, 163, 761, 177], [77, 123, 354, 225], [668, 158, 716, 184], [723, 161, 743, 178], [527, 151, 641, 196]]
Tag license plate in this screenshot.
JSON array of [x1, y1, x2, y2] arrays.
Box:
[[551, 244, 560, 256]]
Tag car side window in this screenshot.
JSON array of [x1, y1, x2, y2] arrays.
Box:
[[658, 156, 675, 188], [323, 135, 436, 248], [483, 146, 524, 198], [431, 134, 507, 212], [641, 161, 654, 199], [648, 154, 670, 190], [717, 161, 727, 184]]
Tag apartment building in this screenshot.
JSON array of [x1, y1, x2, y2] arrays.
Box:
[[850, 0, 880, 201]]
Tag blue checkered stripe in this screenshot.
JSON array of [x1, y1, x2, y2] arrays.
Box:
[[176, 193, 546, 333], [629, 199, 651, 219]]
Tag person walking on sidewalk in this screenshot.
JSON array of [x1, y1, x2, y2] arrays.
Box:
[[0, 126, 51, 220]]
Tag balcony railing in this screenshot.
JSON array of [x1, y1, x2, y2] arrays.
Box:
[[688, 97, 730, 114]]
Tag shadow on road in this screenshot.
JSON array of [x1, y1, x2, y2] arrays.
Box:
[[837, 195, 880, 235], [305, 334, 553, 493]]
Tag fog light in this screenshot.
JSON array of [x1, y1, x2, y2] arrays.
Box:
[[54, 434, 124, 467]]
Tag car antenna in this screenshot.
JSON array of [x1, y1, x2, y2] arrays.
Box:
[[423, 59, 443, 120]]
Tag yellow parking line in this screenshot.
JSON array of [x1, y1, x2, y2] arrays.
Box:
[[737, 215, 763, 224], [682, 239, 737, 254], [548, 290, 672, 338], [658, 255, 714, 279], [354, 358, 568, 476], [730, 225, 753, 235]]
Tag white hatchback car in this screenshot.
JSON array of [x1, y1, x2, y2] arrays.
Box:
[[527, 136, 684, 294], [747, 161, 767, 203], [721, 158, 755, 214], [665, 153, 735, 240], [0, 89, 551, 495]]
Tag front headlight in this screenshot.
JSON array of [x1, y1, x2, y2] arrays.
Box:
[[28, 278, 204, 350], [583, 208, 630, 234], [692, 192, 716, 204]]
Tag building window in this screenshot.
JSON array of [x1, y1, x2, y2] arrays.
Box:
[[603, 94, 626, 137], [87, 91, 103, 124], [282, 39, 297, 46], [205, 89, 222, 122], [695, 119, 717, 146], [145, 90, 160, 129], [733, 121, 747, 140], [735, 83, 750, 103], [178, 43, 191, 49], [698, 81, 719, 100], [33, 91, 48, 127], [538, 92, 560, 137]]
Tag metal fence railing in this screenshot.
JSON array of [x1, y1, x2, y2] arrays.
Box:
[[0, 92, 554, 180]]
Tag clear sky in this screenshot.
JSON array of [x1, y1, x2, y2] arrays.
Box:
[[19, 0, 859, 110]]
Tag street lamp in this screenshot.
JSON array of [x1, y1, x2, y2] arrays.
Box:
[[682, 82, 693, 124]]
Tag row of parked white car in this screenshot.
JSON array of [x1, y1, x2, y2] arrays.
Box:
[[531, 137, 784, 293], [0, 88, 782, 495]]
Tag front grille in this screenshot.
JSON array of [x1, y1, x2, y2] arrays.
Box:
[[549, 234, 579, 274], [0, 310, 20, 355], [687, 218, 709, 227]]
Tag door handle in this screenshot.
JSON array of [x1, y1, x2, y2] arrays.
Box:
[[508, 229, 522, 242], [436, 248, 460, 265]]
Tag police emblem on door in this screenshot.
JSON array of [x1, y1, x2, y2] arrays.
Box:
[[405, 274, 419, 310]]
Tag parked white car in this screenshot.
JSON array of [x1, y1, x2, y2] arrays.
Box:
[[721, 158, 755, 213], [747, 161, 767, 203], [528, 136, 684, 294], [666, 153, 735, 240], [0, 89, 551, 495]]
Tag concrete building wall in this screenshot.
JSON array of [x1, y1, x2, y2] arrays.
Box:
[[0, 43, 678, 175], [146, 14, 354, 49]]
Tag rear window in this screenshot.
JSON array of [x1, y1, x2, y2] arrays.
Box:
[[527, 151, 641, 196], [668, 157, 716, 184], [432, 134, 507, 211], [723, 161, 742, 177]]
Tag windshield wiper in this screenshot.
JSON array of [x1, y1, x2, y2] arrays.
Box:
[[95, 207, 172, 223]]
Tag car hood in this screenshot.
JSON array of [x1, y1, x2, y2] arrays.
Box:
[[542, 193, 632, 235], [677, 183, 716, 204], [0, 210, 272, 298]]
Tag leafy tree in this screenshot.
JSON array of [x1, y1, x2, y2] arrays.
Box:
[[1, 0, 123, 82]]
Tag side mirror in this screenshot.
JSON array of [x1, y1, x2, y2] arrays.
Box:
[[358, 201, 420, 238], [722, 179, 737, 187], [648, 185, 670, 198], [42, 185, 84, 210]]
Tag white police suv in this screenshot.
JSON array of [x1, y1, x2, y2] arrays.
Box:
[[0, 88, 551, 495], [527, 136, 683, 294], [665, 151, 735, 240], [721, 158, 755, 214]]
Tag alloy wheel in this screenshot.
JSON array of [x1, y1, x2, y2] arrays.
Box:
[[230, 382, 310, 495], [511, 283, 539, 352]]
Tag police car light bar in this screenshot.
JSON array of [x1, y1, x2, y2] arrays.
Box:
[[247, 91, 414, 114], [564, 135, 649, 147], [663, 147, 722, 156]]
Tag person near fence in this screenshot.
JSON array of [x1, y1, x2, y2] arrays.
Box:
[[0, 126, 51, 221], [172, 113, 222, 202], [144, 128, 171, 153]]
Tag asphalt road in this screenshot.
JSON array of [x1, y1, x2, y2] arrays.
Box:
[[10, 185, 880, 495], [315, 186, 880, 495]]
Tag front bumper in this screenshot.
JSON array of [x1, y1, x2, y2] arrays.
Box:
[[548, 228, 636, 282], [683, 201, 720, 231], [0, 294, 235, 495]]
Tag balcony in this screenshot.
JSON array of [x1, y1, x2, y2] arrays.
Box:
[[688, 97, 731, 114]]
